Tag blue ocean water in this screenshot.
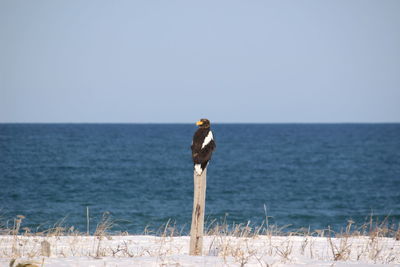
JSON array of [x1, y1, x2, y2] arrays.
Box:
[[1, 124, 399, 234]]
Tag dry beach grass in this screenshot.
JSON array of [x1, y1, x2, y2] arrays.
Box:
[[1, 214, 400, 266]]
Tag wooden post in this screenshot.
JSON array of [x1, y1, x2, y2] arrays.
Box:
[[189, 167, 207, 256]]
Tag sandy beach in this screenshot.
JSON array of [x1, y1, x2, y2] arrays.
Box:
[[1, 234, 399, 266]]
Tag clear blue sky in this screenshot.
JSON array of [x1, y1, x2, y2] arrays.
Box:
[[1, 1, 399, 123]]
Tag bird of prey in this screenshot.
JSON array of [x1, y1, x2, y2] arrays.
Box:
[[191, 119, 216, 175]]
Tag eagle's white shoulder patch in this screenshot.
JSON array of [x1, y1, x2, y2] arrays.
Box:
[[194, 164, 202, 175], [201, 131, 214, 149]]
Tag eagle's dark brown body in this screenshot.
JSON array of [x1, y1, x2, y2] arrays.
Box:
[[191, 119, 216, 175]]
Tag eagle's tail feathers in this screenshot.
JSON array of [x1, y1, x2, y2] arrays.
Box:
[[194, 164, 203, 175]]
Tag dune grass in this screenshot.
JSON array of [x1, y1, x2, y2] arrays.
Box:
[[1, 213, 399, 266]]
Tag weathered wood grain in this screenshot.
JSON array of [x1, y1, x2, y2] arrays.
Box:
[[189, 167, 207, 256]]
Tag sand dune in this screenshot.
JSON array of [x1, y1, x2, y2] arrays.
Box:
[[1, 234, 399, 266]]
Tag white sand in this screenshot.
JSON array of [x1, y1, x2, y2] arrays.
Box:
[[1, 235, 399, 266]]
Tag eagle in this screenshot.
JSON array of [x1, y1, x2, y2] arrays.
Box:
[[191, 118, 216, 175]]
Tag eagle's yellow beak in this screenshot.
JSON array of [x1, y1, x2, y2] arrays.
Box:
[[196, 120, 203, 126]]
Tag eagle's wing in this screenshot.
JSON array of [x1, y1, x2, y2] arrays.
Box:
[[198, 131, 215, 163], [192, 130, 216, 175]]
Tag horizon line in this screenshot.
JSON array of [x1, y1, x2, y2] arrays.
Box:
[[1, 121, 400, 124]]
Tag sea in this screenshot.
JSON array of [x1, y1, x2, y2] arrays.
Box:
[[1, 123, 399, 234]]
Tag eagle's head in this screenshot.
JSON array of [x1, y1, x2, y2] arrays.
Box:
[[196, 118, 211, 128]]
